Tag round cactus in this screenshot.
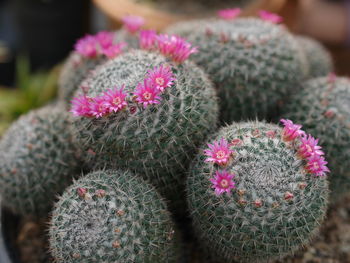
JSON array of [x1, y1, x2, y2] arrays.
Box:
[[282, 76, 350, 201], [0, 104, 82, 215], [49, 169, 180, 263], [71, 49, 218, 213], [166, 18, 306, 123], [296, 36, 333, 79], [187, 121, 329, 262], [58, 30, 137, 103]]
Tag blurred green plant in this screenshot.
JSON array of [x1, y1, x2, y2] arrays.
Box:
[[0, 56, 59, 136]]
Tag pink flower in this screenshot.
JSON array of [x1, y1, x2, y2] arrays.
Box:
[[259, 10, 283, 24], [95, 31, 114, 48], [298, 134, 324, 159], [280, 119, 305, 142], [134, 80, 162, 108], [139, 30, 157, 50], [102, 85, 128, 113], [74, 35, 98, 58], [146, 65, 175, 92], [204, 138, 233, 165], [305, 155, 330, 176], [157, 34, 176, 57], [157, 34, 198, 63], [70, 95, 94, 117], [122, 15, 145, 34], [101, 42, 127, 58], [89, 96, 109, 118], [210, 170, 236, 195], [217, 8, 241, 20]]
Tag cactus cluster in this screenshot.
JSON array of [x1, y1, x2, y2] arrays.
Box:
[[0, 9, 339, 263], [49, 169, 180, 263], [71, 49, 218, 212], [282, 76, 350, 201], [187, 121, 329, 262], [166, 18, 306, 123], [0, 104, 82, 215]]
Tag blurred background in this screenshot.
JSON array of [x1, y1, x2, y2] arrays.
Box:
[[0, 0, 350, 134]]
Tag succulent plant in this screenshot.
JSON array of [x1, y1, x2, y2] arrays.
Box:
[[49, 169, 180, 263], [187, 121, 329, 262], [0, 104, 82, 216], [296, 36, 333, 79], [282, 76, 350, 201], [166, 18, 306, 123], [70, 49, 218, 215]]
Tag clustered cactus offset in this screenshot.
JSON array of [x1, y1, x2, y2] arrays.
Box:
[[187, 121, 329, 262], [282, 76, 350, 201], [0, 104, 82, 215], [49, 169, 180, 263], [166, 17, 306, 122], [70, 47, 218, 213], [296, 36, 333, 79]]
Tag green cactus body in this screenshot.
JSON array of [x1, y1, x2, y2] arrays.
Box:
[[296, 36, 333, 79], [282, 76, 350, 201], [167, 18, 305, 123], [49, 169, 180, 263], [187, 121, 329, 262], [58, 30, 138, 103], [0, 104, 82, 216], [72, 50, 218, 213]]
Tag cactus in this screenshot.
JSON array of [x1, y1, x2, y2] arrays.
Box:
[[71, 49, 218, 214], [58, 30, 138, 103], [282, 76, 350, 201], [0, 104, 82, 216], [187, 121, 329, 262], [296, 36, 333, 79], [49, 169, 180, 263], [166, 18, 306, 123]]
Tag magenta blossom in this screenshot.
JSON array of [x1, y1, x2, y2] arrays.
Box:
[[259, 10, 283, 24], [89, 96, 109, 118], [95, 31, 114, 48], [298, 134, 324, 159], [204, 138, 233, 165], [70, 95, 94, 117], [157, 34, 198, 63], [210, 170, 236, 195], [122, 15, 145, 34], [305, 155, 330, 176], [74, 35, 98, 58], [101, 42, 127, 58], [146, 65, 175, 92], [139, 30, 157, 50], [217, 8, 241, 20], [103, 85, 128, 113], [169, 36, 198, 63], [134, 80, 162, 108], [280, 119, 305, 142]]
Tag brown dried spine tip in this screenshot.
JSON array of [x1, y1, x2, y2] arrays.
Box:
[[112, 241, 121, 248], [116, 210, 125, 216], [95, 189, 106, 198]]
